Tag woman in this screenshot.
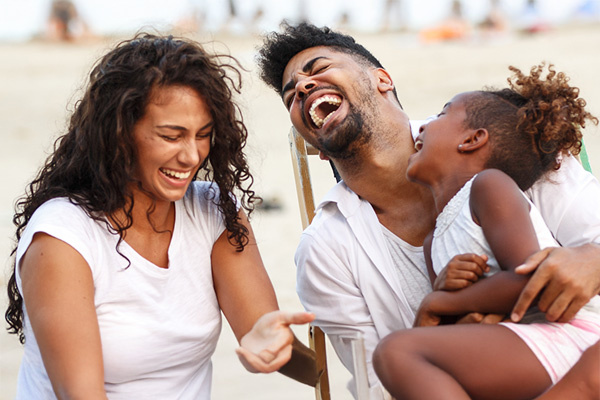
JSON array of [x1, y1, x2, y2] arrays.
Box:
[[5, 33, 315, 399]]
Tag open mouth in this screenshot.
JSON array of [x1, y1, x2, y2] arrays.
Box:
[[308, 95, 342, 128], [160, 167, 191, 180], [414, 139, 423, 152]]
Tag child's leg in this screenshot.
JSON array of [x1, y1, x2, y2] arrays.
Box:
[[534, 340, 599, 400], [373, 324, 552, 400]]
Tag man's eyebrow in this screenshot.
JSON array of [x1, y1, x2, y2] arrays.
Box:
[[281, 56, 328, 99]]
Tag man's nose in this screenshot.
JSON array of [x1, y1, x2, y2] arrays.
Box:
[[296, 78, 316, 100]]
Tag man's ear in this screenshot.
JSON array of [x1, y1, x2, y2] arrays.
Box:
[[458, 128, 489, 152], [319, 150, 330, 161], [375, 68, 394, 94]]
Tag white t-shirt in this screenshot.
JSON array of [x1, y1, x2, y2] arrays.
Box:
[[15, 181, 225, 400]]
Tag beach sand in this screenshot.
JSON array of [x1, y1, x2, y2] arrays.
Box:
[[1, 24, 600, 399]]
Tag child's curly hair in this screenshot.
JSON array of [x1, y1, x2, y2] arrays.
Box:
[[465, 63, 597, 190]]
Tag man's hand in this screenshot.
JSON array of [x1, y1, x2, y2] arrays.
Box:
[[236, 311, 315, 373], [433, 254, 489, 291], [511, 244, 600, 323]]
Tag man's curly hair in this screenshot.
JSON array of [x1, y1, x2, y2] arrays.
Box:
[[6, 33, 259, 343], [257, 22, 387, 96]]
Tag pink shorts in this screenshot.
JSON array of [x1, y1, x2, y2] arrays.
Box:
[[500, 297, 600, 384]]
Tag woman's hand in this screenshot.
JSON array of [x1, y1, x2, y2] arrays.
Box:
[[433, 254, 489, 291], [236, 311, 315, 373]]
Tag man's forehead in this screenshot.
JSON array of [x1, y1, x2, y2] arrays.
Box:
[[281, 46, 354, 89], [285, 46, 348, 71]]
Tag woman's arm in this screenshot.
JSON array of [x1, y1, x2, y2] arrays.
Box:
[[20, 233, 107, 400], [415, 170, 542, 324], [211, 210, 318, 386]]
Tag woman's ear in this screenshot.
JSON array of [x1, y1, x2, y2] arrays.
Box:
[[458, 128, 489, 153], [375, 68, 394, 94]]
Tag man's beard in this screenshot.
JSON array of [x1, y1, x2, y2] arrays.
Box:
[[317, 101, 376, 160]]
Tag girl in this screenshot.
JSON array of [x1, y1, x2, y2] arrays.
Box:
[[373, 63, 600, 399], [5, 33, 316, 399]]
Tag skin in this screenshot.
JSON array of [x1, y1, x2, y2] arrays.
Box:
[[20, 85, 314, 399]]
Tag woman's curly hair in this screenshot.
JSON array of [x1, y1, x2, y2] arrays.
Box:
[[465, 63, 597, 190], [6, 33, 258, 343]]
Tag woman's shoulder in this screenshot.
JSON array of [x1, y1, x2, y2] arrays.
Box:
[[183, 181, 221, 209], [16, 197, 105, 270], [178, 181, 228, 239], [32, 197, 94, 225]]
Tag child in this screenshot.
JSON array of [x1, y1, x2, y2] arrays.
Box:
[[372, 63, 600, 399]]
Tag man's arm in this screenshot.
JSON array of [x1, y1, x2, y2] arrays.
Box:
[[516, 155, 600, 322]]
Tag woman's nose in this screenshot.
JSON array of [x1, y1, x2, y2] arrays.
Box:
[[179, 139, 201, 166]]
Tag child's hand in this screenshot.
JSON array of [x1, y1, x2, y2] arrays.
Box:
[[414, 291, 445, 327], [433, 253, 489, 291]]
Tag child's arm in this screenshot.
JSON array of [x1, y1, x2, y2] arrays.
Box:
[[415, 169, 541, 326]]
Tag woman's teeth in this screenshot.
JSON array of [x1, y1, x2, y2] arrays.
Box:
[[309, 96, 341, 128], [160, 168, 191, 180]]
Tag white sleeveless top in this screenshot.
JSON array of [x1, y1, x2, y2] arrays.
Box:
[[15, 181, 225, 399], [431, 176, 558, 276]]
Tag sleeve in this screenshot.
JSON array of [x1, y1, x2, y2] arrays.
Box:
[[15, 199, 99, 289], [527, 155, 600, 246], [295, 228, 391, 399]]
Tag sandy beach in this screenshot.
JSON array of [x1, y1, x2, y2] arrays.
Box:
[[1, 23, 600, 399]]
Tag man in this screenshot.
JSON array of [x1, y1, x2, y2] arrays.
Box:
[[257, 22, 600, 398]]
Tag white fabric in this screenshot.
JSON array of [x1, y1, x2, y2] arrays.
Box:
[[296, 182, 415, 400], [15, 181, 224, 400], [526, 153, 600, 247], [295, 121, 600, 399], [431, 176, 558, 276], [381, 225, 431, 315]]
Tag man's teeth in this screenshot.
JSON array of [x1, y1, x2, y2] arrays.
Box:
[[309, 96, 341, 128], [161, 168, 191, 180]]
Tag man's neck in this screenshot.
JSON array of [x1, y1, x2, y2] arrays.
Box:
[[335, 134, 437, 247]]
